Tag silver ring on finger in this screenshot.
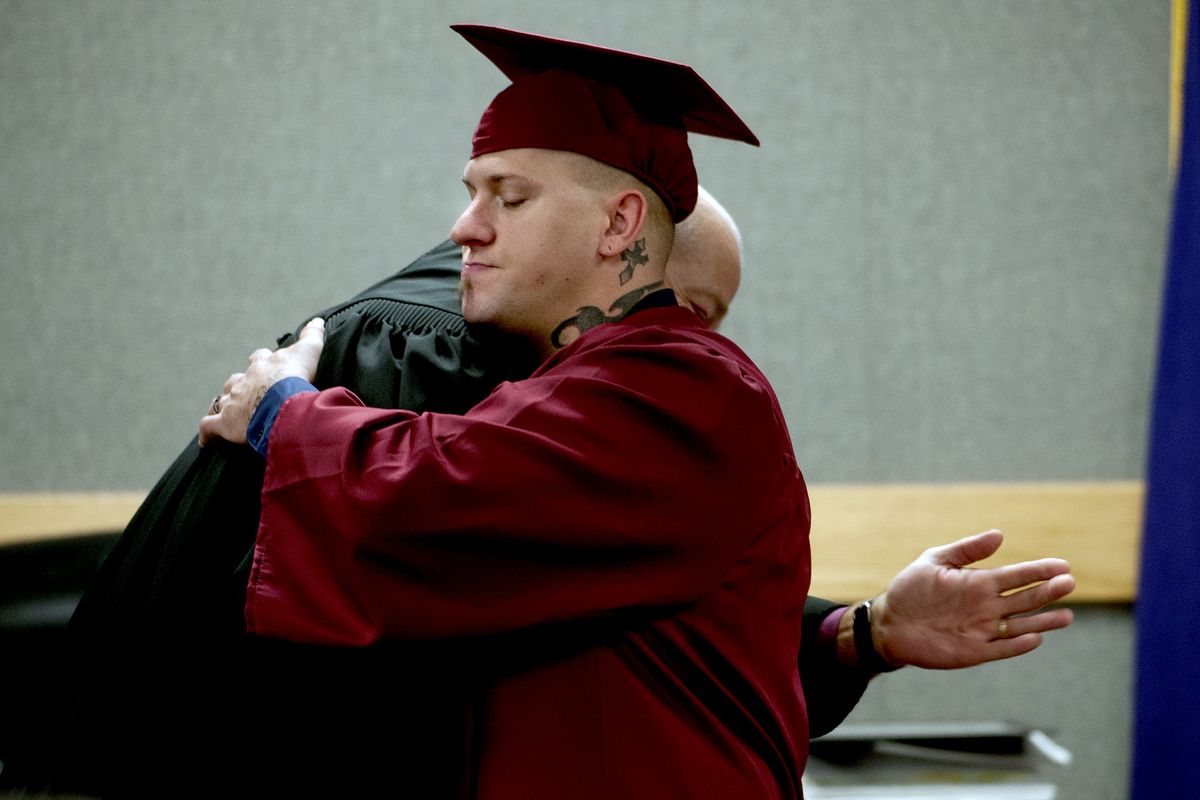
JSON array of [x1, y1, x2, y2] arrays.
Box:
[[211, 395, 222, 415]]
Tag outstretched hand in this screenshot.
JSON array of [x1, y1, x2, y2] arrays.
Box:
[[872, 529, 1075, 670], [198, 317, 325, 447]]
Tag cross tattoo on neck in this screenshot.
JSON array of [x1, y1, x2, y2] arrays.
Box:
[[618, 239, 649, 285]]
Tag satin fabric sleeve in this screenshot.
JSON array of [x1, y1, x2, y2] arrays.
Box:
[[247, 325, 807, 646]]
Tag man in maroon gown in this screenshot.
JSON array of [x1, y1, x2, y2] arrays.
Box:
[[199, 25, 1075, 799], [204, 25, 811, 797]]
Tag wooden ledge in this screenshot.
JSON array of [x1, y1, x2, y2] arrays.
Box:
[[806, 481, 1142, 603], [0, 482, 1143, 602], [0, 491, 146, 544]]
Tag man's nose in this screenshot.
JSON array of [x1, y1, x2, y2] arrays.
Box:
[[451, 199, 492, 247]]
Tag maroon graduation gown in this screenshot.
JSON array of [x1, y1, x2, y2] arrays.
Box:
[[248, 304, 811, 798]]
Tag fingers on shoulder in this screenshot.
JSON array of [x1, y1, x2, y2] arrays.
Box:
[[301, 316, 325, 338]]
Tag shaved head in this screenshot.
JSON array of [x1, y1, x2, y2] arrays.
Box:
[[664, 186, 742, 329]]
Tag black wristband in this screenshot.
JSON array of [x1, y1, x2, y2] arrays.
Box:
[[853, 599, 900, 674]]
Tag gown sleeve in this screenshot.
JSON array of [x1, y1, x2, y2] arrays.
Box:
[[248, 320, 810, 646]]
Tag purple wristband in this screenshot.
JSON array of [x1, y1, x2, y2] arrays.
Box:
[[818, 605, 849, 648]]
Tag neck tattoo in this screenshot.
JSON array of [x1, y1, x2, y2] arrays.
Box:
[[550, 280, 665, 349]]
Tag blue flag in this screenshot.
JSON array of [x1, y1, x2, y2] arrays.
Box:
[[1130, 3, 1200, 798]]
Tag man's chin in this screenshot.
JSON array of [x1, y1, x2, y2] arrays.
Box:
[[458, 278, 479, 319], [458, 277, 495, 320], [461, 302, 507, 338]]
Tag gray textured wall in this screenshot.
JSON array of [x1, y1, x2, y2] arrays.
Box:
[[0, 2, 1165, 798]]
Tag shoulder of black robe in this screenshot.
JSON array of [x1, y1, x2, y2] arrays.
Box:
[[304, 238, 535, 413], [46, 239, 533, 796]]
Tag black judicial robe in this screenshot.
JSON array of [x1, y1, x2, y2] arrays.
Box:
[[49, 239, 865, 797]]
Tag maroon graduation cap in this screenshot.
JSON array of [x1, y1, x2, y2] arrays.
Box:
[[452, 24, 759, 221]]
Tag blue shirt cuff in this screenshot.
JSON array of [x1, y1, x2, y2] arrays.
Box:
[[247, 376, 318, 457]]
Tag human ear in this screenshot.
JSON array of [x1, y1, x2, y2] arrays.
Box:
[[597, 190, 648, 258]]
